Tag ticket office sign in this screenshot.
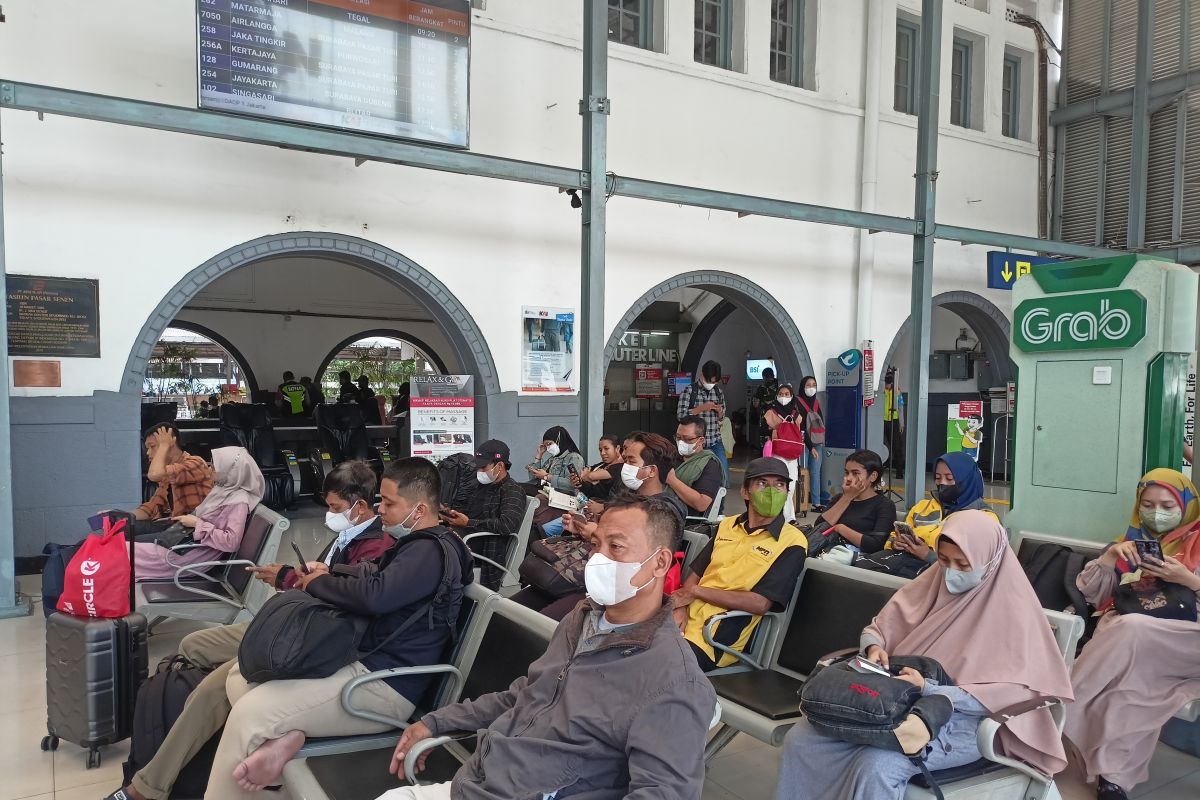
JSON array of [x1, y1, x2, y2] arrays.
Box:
[[6, 275, 101, 358]]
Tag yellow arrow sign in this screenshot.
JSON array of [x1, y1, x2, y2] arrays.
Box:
[[1001, 266, 1013, 282]]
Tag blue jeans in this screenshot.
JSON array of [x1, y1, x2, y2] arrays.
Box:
[[803, 446, 829, 506], [541, 517, 565, 537], [706, 442, 729, 513]]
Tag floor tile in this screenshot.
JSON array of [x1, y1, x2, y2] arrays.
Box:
[[0, 608, 49, 656], [0, 711, 55, 799], [1130, 743, 1200, 797], [1138, 768, 1200, 800], [51, 739, 128, 792]]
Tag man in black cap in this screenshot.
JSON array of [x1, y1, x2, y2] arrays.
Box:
[[670, 456, 809, 672], [439, 439, 527, 589]]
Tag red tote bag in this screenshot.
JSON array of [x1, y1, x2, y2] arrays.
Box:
[[57, 517, 133, 618]]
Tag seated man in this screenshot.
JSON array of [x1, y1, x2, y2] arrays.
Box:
[[439, 439, 527, 589], [383, 495, 716, 800], [133, 422, 214, 522], [672, 457, 808, 673], [199, 458, 474, 800], [105, 459, 399, 800], [664, 415, 725, 517]]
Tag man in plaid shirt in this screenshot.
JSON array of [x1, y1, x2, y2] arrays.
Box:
[[134, 422, 215, 520], [676, 360, 729, 484]]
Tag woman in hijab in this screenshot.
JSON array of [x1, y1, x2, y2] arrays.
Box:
[[1064, 468, 1200, 800], [134, 446, 266, 580], [775, 511, 1074, 799], [856, 451, 993, 578], [527, 425, 586, 493]]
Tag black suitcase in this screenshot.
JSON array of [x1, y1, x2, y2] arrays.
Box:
[[42, 518, 149, 768]]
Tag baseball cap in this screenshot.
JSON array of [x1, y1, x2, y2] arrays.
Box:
[[473, 439, 511, 468], [744, 456, 792, 484]]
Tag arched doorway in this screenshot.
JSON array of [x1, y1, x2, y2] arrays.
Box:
[[123, 234, 500, 424], [880, 291, 1014, 387]]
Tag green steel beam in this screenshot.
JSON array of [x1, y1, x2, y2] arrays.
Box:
[[1050, 68, 1200, 126], [1126, 0, 1154, 249], [933, 224, 1123, 259]]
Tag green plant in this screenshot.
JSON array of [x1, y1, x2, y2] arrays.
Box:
[[321, 343, 422, 399]]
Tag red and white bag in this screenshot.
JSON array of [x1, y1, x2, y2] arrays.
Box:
[[57, 516, 133, 618]]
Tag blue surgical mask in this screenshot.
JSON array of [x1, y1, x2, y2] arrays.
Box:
[[943, 567, 985, 594], [383, 506, 421, 537]]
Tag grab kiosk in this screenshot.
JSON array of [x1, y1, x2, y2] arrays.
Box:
[[1005, 255, 1198, 542], [822, 350, 865, 500]]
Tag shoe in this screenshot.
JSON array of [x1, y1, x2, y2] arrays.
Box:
[[1096, 777, 1128, 800], [102, 790, 134, 800], [813, 504, 827, 514]]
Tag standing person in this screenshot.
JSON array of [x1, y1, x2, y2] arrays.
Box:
[[302, 376, 324, 410], [797, 375, 830, 510], [336, 370, 360, 404], [752, 366, 780, 453], [763, 383, 804, 523], [676, 360, 728, 487], [882, 368, 906, 480], [382, 495, 716, 800], [357, 375, 381, 424], [526, 426, 586, 493], [773, 511, 1074, 799], [812, 449, 897, 553], [276, 372, 307, 419], [665, 416, 725, 518], [389, 382, 412, 460], [1065, 468, 1200, 800], [133, 446, 263, 581]]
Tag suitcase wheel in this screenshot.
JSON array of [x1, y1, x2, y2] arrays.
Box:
[[39, 735, 59, 752], [86, 748, 101, 769]]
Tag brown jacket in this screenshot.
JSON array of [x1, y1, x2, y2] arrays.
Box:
[[423, 599, 715, 800]]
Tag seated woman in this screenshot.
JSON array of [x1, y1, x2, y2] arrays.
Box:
[[1064, 468, 1200, 800], [813, 449, 896, 553], [572, 433, 623, 502], [526, 426, 587, 494], [855, 451, 994, 578], [775, 511, 1074, 800], [133, 446, 264, 581]]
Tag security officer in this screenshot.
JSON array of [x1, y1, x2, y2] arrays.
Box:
[[277, 371, 308, 418]]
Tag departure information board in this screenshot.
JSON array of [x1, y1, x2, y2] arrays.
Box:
[[196, 0, 470, 147]]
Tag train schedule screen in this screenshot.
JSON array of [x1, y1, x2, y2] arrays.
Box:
[[196, 0, 470, 147]]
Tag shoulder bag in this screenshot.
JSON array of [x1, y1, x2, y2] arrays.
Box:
[[518, 535, 593, 598], [1114, 574, 1198, 622]]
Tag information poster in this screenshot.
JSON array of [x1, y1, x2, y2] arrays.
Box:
[[196, 0, 470, 147], [634, 364, 664, 399], [520, 307, 575, 395], [946, 400, 985, 463], [861, 339, 875, 407], [667, 372, 691, 397], [6, 275, 100, 357], [1186, 353, 1196, 475], [410, 374, 474, 463]]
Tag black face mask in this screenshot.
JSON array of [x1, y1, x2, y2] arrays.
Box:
[[935, 482, 962, 509]]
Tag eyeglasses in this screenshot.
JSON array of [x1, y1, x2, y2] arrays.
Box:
[[677, 433, 703, 444], [748, 478, 788, 491]]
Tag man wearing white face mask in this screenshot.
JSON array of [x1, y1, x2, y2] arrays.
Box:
[[383, 495, 716, 800], [439, 439, 527, 589], [665, 416, 725, 517]]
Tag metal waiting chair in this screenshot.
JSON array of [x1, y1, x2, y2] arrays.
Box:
[[461, 495, 538, 595]]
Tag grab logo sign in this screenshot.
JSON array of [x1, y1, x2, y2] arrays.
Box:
[[1014, 290, 1147, 353], [80, 560, 101, 577]]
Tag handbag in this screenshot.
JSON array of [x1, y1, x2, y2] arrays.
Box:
[[799, 397, 826, 446], [1113, 575, 1198, 621], [800, 654, 955, 799], [57, 516, 133, 619], [518, 535, 593, 598], [803, 519, 845, 557]]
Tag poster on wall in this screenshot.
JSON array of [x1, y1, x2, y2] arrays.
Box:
[[667, 372, 691, 397], [634, 364, 664, 398], [1186, 353, 1196, 476], [946, 400, 985, 463], [520, 306, 576, 395], [410, 375, 475, 463], [6, 275, 101, 357], [861, 340, 875, 407]]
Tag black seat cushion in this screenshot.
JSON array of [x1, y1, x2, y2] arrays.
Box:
[[140, 580, 232, 604], [709, 669, 804, 721], [911, 758, 1006, 788], [307, 738, 467, 799]]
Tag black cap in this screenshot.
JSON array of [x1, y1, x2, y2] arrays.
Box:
[[474, 439, 511, 468], [744, 456, 792, 483]]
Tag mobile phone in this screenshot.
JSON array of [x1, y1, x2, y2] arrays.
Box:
[[566, 462, 580, 478], [291, 542, 312, 574], [849, 656, 892, 677], [1134, 539, 1164, 562], [892, 522, 917, 541]]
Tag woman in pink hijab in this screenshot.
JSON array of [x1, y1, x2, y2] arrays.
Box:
[[773, 510, 1073, 799]]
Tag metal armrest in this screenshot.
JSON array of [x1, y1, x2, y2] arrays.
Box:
[[816, 647, 861, 667], [405, 734, 458, 786], [468, 552, 519, 584], [976, 695, 1066, 785], [461, 531, 511, 543], [702, 610, 766, 670], [163, 541, 213, 569], [341, 665, 464, 728], [169, 559, 258, 607]]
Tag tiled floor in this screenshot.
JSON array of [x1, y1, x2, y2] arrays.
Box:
[[5, 497, 1198, 799]]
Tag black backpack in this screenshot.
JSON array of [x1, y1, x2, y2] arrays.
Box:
[[437, 453, 478, 510], [1019, 543, 1098, 653], [122, 656, 220, 800], [41, 540, 83, 617]]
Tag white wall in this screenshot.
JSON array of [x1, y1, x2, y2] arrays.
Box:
[[1, 0, 1052, 398], [887, 305, 991, 394]]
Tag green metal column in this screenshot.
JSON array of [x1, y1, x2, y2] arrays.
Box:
[[904, 0, 943, 503], [579, 0, 609, 452], [1126, 0, 1154, 248], [0, 108, 25, 618]]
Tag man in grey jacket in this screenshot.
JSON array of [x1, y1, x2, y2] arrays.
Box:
[[379, 494, 716, 800]]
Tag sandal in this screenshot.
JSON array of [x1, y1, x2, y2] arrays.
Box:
[[1096, 777, 1128, 800]]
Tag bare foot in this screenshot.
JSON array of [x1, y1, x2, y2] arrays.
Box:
[[232, 730, 306, 792]]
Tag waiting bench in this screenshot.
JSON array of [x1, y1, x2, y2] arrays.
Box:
[[705, 557, 1086, 800]]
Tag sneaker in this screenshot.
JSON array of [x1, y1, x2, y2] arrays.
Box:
[[102, 790, 134, 800], [1096, 778, 1128, 800]]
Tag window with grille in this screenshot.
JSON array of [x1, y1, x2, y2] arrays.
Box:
[[695, 0, 732, 69], [895, 20, 920, 114], [950, 38, 972, 127], [1002, 55, 1021, 138], [770, 0, 806, 87], [608, 0, 652, 50]]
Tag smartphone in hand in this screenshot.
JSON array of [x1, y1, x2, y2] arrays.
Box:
[[291, 542, 312, 574], [849, 656, 892, 677], [1134, 538, 1164, 563]]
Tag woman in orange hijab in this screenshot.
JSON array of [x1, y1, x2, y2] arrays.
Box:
[[1065, 468, 1200, 800]]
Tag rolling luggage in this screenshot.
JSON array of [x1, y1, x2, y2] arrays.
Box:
[[42, 518, 148, 768]]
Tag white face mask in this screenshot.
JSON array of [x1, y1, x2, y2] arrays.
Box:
[[677, 440, 697, 457], [1140, 507, 1183, 534], [324, 503, 359, 533], [584, 551, 659, 606], [701, 381, 716, 391], [621, 463, 646, 490], [545, 443, 561, 457], [804, 386, 817, 398], [383, 505, 421, 537], [476, 467, 495, 485], [776, 395, 793, 406]]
